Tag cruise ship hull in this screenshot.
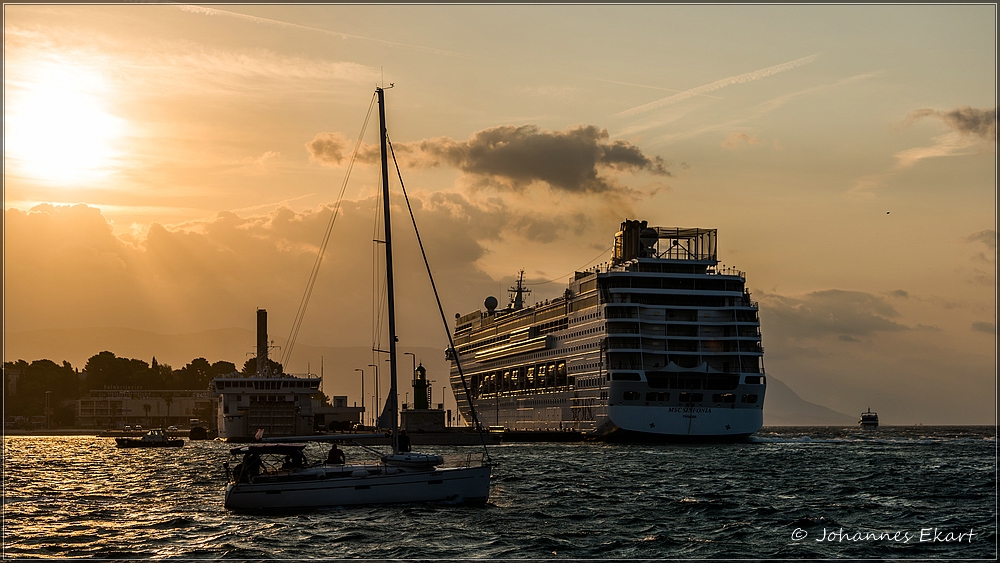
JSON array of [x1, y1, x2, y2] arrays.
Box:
[[601, 404, 762, 441], [449, 221, 768, 442]]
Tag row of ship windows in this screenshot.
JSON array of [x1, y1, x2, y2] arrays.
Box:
[[248, 395, 296, 403], [215, 380, 318, 390], [565, 327, 602, 339], [514, 343, 597, 365], [605, 294, 753, 308], [602, 278, 744, 292], [605, 307, 759, 322], [571, 311, 602, 324], [622, 392, 759, 404]]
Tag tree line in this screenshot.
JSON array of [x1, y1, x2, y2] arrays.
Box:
[[3, 351, 284, 424]]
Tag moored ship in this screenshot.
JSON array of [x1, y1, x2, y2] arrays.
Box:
[[210, 309, 323, 441], [449, 219, 767, 440]]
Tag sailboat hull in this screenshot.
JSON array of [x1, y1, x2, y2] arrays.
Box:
[[224, 464, 491, 509]]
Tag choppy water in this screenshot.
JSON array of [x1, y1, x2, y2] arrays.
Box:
[[4, 426, 996, 559]]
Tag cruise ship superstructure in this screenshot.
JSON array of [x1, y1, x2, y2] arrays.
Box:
[[449, 219, 766, 440]]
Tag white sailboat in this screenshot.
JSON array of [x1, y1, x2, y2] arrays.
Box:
[[222, 87, 492, 509]]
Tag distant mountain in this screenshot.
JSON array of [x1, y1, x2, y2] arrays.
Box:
[[5, 327, 855, 426], [763, 375, 856, 426]]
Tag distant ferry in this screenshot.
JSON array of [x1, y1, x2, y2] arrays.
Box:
[[448, 219, 767, 441], [859, 408, 879, 430]]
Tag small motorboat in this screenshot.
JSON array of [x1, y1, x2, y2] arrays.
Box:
[[859, 408, 879, 430], [115, 428, 184, 448]]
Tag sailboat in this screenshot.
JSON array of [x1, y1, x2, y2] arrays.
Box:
[[222, 87, 492, 510]]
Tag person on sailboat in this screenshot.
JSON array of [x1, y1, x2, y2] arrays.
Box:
[[398, 429, 411, 453], [326, 444, 346, 465], [282, 450, 306, 470]]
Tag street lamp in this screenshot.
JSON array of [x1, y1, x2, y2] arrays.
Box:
[[368, 364, 382, 428], [355, 368, 364, 427]]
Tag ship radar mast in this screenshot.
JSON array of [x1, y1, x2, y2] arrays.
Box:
[[508, 269, 531, 310]]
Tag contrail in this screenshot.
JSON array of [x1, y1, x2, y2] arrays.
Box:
[[614, 53, 821, 118], [176, 4, 476, 59], [590, 78, 724, 99]]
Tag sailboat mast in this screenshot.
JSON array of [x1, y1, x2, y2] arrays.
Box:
[[376, 86, 400, 455]]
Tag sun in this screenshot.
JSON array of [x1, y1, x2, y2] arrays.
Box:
[[5, 60, 126, 186]]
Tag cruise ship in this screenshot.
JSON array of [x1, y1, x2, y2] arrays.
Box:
[[448, 219, 766, 440]]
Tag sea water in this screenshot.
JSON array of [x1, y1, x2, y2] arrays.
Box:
[[4, 426, 995, 559]]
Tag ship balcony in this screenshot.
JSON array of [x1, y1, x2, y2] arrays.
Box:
[[606, 340, 764, 354], [605, 327, 762, 339]]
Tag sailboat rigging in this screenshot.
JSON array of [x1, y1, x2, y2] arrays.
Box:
[[222, 86, 492, 509]]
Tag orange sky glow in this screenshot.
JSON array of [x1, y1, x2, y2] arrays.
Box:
[[3, 4, 996, 424]]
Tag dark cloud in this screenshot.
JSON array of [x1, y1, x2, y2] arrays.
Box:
[[888, 289, 909, 299], [310, 124, 669, 195], [305, 132, 348, 165], [971, 322, 995, 335], [758, 289, 908, 340], [907, 106, 997, 141], [965, 229, 997, 251]]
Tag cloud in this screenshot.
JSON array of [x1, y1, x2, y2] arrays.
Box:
[[1, 201, 490, 345], [888, 106, 996, 170], [239, 150, 280, 169], [615, 53, 821, 118], [851, 105, 995, 194], [964, 229, 997, 285], [757, 289, 908, 340], [306, 133, 354, 166], [403, 125, 669, 194], [971, 322, 995, 334], [965, 229, 997, 251], [893, 132, 979, 169], [721, 132, 762, 149], [310, 124, 670, 195], [3, 197, 625, 344], [906, 106, 997, 142], [887, 289, 909, 299]]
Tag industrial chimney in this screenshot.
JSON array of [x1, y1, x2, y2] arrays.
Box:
[[256, 309, 269, 377]]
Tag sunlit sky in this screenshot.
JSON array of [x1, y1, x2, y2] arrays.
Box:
[[4, 4, 996, 424]]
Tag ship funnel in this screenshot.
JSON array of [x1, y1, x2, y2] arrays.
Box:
[[614, 219, 648, 264], [256, 309, 269, 377]]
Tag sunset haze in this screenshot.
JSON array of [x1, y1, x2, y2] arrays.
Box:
[[4, 4, 996, 425]]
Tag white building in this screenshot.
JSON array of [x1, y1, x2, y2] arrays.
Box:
[[76, 388, 216, 429]]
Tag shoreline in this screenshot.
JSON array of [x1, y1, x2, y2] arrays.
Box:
[[4, 424, 995, 438]]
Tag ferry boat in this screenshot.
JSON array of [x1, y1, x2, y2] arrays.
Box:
[[210, 309, 323, 441], [859, 407, 879, 430], [449, 219, 767, 441]]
